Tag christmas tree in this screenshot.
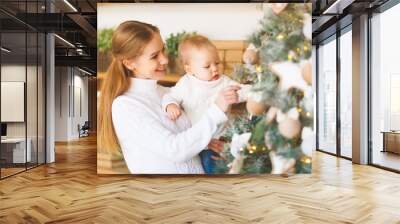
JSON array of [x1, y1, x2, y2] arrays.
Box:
[[215, 3, 314, 175]]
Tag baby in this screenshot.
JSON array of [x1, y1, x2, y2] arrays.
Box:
[[162, 35, 249, 174]]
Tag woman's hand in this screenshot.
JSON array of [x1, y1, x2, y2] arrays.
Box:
[[207, 139, 226, 160], [215, 85, 241, 112]]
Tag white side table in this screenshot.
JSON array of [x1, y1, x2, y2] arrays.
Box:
[[1, 138, 32, 163]]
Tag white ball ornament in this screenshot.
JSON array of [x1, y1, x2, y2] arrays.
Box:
[[246, 99, 268, 116], [278, 118, 302, 139], [270, 3, 288, 15], [243, 44, 259, 65], [277, 108, 302, 139], [246, 91, 269, 116], [301, 61, 312, 85], [265, 107, 279, 124]]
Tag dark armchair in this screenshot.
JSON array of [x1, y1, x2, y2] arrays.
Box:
[[78, 121, 90, 138]]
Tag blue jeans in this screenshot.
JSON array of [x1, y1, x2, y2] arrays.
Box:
[[199, 149, 219, 174]]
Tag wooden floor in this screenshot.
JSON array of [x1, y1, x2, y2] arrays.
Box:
[[1, 167, 26, 178], [0, 135, 400, 223], [1, 163, 45, 178]]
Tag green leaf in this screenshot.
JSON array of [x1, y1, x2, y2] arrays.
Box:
[[165, 31, 197, 58], [97, 28, 114, 52]]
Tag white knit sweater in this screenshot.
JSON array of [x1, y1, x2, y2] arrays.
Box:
[[111, 78, 228, 174]]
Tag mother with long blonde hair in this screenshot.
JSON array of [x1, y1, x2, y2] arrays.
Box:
[[98, 21, 240, 174]]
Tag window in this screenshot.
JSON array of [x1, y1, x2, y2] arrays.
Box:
[[317, 36, 337, 154], [0, 1, 46, 179], [370, 3, 400, 171], [339, 28, 352, 158]]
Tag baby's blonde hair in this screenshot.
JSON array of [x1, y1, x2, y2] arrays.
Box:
[[178, 35, 217, 65]]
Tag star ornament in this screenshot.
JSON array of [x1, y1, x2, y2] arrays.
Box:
[[301, 127, 315, 157], [230, 133, 252, 158], [269, 151, 295, 174], [269, 61, 309, 92]]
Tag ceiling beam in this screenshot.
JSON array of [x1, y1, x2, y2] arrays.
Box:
[[312, 15, 335, 33], [55, 55, 96, 71], [66, 13, 96, 46], [322, 0, 356, 15]]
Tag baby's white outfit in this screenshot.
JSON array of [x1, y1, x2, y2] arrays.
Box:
[[162, 74, 249, 137]]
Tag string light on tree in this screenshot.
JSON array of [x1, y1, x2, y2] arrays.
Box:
[[277, 33, 285, 41], [256, 65, 263, 73], [300, 156, 312, 164]]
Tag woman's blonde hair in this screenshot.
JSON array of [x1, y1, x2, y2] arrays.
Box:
[[98, 21, 159, 155]]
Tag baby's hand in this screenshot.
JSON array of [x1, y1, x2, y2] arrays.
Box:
[[166, 104, 182, 121]]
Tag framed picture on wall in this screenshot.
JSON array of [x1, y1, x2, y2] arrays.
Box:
[[97, 3, 314, 175], [1, 81, 25, 122]]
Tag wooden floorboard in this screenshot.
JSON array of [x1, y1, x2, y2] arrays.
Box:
[[0, 135, 400, 223]]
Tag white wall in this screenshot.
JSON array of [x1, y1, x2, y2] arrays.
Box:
[[1, 65, 26, 81], [97, 3, 265, 40], [72, 73, 89, 138], [55, 67, 89, 141], [55, 66, 69, 141]]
